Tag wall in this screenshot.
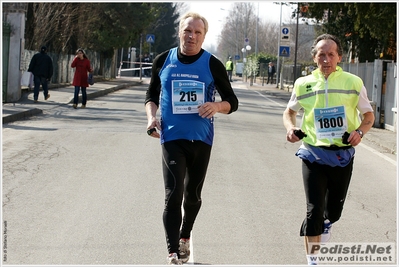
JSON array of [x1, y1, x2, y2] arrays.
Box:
[[3, 4, 27, 102], [21, 50, 116, 86]]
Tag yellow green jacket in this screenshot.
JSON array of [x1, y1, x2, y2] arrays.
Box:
[[226, 60, 233, 71], [295, 66, 363, 147]]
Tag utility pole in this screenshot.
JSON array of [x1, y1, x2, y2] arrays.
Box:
[[255, 2, 259, 57], [276, 2, 283, 89], [139, 34, 143, 81], [293, 2, 300, 82]]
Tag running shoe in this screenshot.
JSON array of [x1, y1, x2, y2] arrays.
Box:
[[321, 219, 332, 242], [179, 238, 190, 263], [306, 254, 318, 265], [167, 253, 182, 265]]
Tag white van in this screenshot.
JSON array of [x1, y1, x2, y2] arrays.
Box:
[[235, 63, 243, 77]]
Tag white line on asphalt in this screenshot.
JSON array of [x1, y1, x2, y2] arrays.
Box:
[[359, 142, 397, 166], [254, 90, 285, 107]]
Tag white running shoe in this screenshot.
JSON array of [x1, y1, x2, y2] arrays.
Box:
[[179, 238, 190, 263], [167, 253, 182, 265], [306, 254, 318, 265], [321, 219, 332, 242]]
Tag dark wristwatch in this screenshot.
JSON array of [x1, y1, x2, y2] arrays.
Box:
[[355, 129, 363, 138]]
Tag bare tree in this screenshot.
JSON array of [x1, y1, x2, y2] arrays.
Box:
[[217, 2, 256, 61], [216, 2, 319, 67], [25, 3, 82, 53], [256, 20, 280, 56]]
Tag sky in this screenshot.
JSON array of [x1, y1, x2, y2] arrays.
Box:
[[185, 1, 294, 50]]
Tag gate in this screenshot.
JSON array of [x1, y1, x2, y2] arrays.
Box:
[[341, 60, 397, 131], [2, 22, 11, 103], [384, 62, 397, 131]]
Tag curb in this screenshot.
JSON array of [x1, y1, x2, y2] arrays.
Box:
[[3, 108, 43, 124], [3, 82, 141, 124], [67, 83, 135, 104]]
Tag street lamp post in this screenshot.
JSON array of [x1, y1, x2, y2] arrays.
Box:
[[274, 2, 290, 89], [241, 45, 251, 82]]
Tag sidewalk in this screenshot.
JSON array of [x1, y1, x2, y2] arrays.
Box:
[[2, 77, 143, 124], [2, 76, 397, 157]]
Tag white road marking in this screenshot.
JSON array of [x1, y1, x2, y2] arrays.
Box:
[[359, 142, 397, 166]]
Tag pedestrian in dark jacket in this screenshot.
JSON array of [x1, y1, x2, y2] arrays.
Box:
[[28, 46, 53, 102], [267, 62, 276, 84], [71, 48, 93, 109]]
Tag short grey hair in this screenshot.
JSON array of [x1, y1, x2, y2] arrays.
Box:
[[311, 34, 343, 57], [179, 12, 208, 35]]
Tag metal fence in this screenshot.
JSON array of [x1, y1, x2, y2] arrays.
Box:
[[340, 61, 397, 131], [383, 63, 397, 131], [340, 62, 375, 103]]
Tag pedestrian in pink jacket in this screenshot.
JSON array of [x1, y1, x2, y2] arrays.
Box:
[[71, 48, 93, 109]]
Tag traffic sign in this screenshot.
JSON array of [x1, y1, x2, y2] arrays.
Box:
[[281, 27, 290, 42], [146, 34, 155, 43], [234, 55, 240, 60], [279, 46, 290, 57], [244, 38, 249, 45]]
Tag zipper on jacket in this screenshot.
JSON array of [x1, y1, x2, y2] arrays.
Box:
[[324, 78, 329, 107]]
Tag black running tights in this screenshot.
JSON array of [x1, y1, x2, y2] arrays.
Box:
[[300, 158, 354, 236], [161, 139, 212, 254]]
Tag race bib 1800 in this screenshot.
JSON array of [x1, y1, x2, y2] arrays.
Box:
[[314, 106, 348, 139], [172, 80, 204, 114]]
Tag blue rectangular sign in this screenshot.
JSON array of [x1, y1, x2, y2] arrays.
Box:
[[146, 34, 155, 43], [279, 46, 290, 57]]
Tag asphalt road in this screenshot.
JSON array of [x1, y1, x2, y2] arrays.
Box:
[[2, 83, 396, 266]]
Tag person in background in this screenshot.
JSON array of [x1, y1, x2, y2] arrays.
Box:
[[144, 12, 239, 265], [282, 33, 375, 265], [134, 55, 140, 77], [143, 53, 152, 77], [267, 62, 276, 84], [225, 56, 234, 82], [28, 45, 53, 102], [71, 48, 93, 109]]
